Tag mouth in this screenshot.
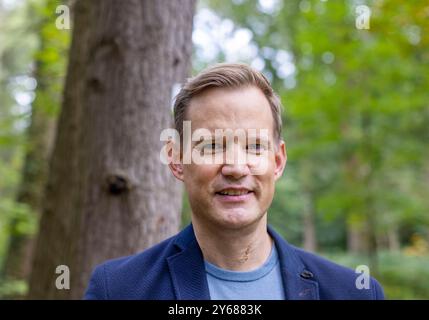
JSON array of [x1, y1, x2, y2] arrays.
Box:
[[214, 188, 254, 202]]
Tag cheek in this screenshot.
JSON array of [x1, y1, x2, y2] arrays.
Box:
[[251, 151, 278, 175], [183, 164, 219, 194], [255, 172, 276, 202]]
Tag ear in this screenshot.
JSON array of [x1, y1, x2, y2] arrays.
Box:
[[274, 140, 287, 181], [169, 163, 184, 181], [167, 140, 185, 182]]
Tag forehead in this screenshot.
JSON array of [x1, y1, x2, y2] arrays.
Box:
[[186, 86, 274, 135]]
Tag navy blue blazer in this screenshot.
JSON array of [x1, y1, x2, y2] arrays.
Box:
[[84, 224, 384, 300]]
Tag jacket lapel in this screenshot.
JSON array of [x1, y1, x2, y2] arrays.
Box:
[[268, 226, 320, 300], [167, 225, 211, 300]]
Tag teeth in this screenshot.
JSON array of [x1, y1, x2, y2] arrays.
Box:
[[218, 189, 249, 196]]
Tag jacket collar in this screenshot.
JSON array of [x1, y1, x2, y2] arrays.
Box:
[[268, 225, 319, 299], [167, 224, 319, 300], [167, 225, 211, 300]]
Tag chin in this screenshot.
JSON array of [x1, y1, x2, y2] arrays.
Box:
[[217, 209, 262, 230]]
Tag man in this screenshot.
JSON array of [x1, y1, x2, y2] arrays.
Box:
[[84, 63, 384, 300]]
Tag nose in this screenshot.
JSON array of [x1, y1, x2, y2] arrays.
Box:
[[221, 142, 251, 179], [221, 163, 251, 179]]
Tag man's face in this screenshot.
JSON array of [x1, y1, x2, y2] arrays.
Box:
[[170, 86, 286, 230]]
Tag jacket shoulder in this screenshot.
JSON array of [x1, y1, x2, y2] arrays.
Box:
[[293, 247, 384, 300], [84, 234, 177, 300]]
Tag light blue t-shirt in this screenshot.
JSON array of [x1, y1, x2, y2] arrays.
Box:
[[204, 245, 285, 300]]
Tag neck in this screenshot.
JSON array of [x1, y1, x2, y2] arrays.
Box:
[[192, 215, 273, 271]]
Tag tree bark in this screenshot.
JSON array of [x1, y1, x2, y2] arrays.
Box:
[[28, 0, 195, 299]]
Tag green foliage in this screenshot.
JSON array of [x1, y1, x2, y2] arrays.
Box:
[[0, 0, 38, 272], [0, 0, 69, 286], [0, 199, 37, 237], [326, 251, 429, 299], [0, 279, 27, 298], [30, 0, 70, 117]]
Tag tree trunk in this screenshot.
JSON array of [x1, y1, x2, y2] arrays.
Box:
[[346, 219, 367, 254], [28, 0, 195, 299], [302, 192, 317, 252], [2, 107, 56, 281], [387, 226, 400, 251]]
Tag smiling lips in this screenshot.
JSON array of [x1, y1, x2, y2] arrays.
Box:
[[215, 187, 253, 202]]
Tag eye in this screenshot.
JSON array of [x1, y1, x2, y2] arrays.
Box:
[[247, 143, 261, 150], [247, 143, 266, 154], [200, 142, 224, 154]]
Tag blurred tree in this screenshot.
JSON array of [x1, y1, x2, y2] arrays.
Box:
[[28, 0, 196, 299], [2, 0, 69, 292], [0, 0, 40, 296]]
